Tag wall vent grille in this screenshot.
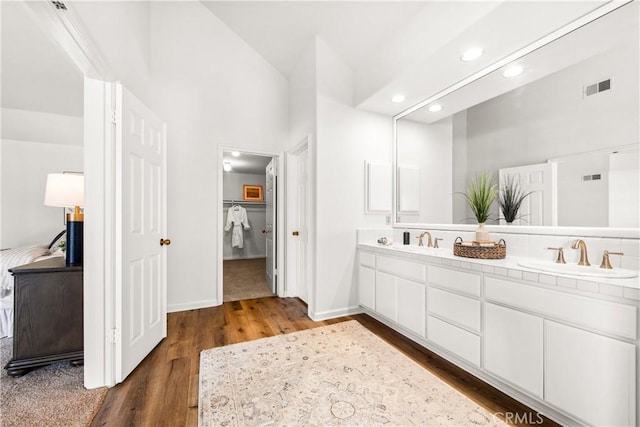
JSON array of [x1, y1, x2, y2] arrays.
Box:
[[584, 78, 611, 97], [583, 174, 602, 181]]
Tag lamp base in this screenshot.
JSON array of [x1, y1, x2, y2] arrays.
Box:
[[66, 219, 83, 266]]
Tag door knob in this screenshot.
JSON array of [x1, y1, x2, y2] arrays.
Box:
[[292, 231, 299, 236], [160, 238, 171, 246]]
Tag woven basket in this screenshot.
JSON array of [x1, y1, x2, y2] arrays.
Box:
[[453, 237, 506, 259]]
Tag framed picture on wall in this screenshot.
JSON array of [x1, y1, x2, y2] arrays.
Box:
[[243, 185, 263, 201]]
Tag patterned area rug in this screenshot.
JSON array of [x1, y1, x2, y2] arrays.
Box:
[[0, 337, 107, 426], [199, 320, 505, 426]]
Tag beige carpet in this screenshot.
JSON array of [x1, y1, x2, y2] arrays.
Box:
[[199, 320, 506, 426], [223, 258, 274, 302], [0, 337, 107, 426]]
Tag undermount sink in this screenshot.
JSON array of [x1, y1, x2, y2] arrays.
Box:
[[517, 260, 638, 279]]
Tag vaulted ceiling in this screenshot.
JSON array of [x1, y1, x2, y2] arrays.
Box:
[[1, 1, 615, 121], [201, 1, 609, 116]]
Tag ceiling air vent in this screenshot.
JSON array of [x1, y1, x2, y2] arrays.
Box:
[[584, 78, 611, 97]]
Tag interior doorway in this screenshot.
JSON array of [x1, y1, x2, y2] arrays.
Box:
[[221, 151, 278, 302]]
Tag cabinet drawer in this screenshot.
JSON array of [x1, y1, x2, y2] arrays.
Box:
[[428, 265, 480, 297], [427, 315, 480, 366], [377, 255, 426, 283], [359, 251, 376, 268], [427, 287, 480, 332], [485, 276, 637, 339]]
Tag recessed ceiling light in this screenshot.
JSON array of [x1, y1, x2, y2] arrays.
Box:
[[461, 47, 483, 62], [231, 151, 240, 157], [428, 104, 443, 113], [503, 65, 524, 77], [223, 161, 232, 172], [391, 94, 406, 103]]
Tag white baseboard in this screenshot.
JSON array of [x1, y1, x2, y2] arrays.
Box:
[[222, 255, 267, 261], [168, 298, 220, 313], [309, 305, 363, 321]]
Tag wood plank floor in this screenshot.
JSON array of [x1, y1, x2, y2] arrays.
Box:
[[90, 297, 559, 426]]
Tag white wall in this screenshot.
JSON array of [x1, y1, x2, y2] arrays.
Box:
[[396, 117, 453, 224], [70, 1, 151, 104], [313, 38, 392, 320], [1, 107, 83, 249], [556, 153, 609, 227], [148, 2, 288, 312], [1, 108, 83, 146], [1, 139, 83, 248], [288, 39, 317, 149], [223, 172, 267, 260]]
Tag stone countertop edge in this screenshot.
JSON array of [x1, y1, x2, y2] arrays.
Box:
[[357, 243, 640, 295]]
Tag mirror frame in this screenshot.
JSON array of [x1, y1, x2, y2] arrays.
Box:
[[392, 0, 639, 239]]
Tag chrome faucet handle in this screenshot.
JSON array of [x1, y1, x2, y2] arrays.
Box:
[[600, 250, 624, 270], [547, 247, 566, 264], [434, 238, 442, 249]]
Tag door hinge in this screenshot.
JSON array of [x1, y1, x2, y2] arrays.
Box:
[[107, 329, 120, 344], [111, 111, 118, 125]]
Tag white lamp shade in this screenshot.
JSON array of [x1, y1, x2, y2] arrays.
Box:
[[44, 173, 84, 207]]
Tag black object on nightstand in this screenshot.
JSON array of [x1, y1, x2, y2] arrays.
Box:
[[4, 257, 83, 377]]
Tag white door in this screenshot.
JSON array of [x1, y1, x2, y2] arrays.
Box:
[[265, 159, 277, 294], [287, 144, 310, 303], [115, 84, 167, 382], [498, 162, 557, 226]]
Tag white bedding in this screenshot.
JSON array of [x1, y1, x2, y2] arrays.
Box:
[[0, 245, 62, 338]]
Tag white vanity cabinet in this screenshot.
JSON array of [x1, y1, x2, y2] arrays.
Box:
[[358, 251, 426, 337], [544, 320, 636, 427], [358, 252, 376, 310], [376, 255, 426, 337], [485, 275, 637, 426], [356, 246, 639, 426], [484, 302, 543, 397], [426, 265, 481, 366]]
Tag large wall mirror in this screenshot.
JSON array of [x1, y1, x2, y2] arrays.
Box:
[[394, 2, 639, 233]]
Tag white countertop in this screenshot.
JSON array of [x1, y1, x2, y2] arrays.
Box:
[[358, 243, 640, 300]]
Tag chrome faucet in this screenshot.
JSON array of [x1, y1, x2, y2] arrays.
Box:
[[417, 231, 433, 247], [570, 239, 590, 266]]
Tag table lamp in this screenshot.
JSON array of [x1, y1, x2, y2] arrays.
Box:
[[44, 173, 84, 266]]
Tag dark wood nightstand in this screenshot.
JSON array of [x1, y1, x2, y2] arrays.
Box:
[[4, 257, 83, 377]]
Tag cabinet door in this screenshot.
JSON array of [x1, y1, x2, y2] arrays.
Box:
[[375, 271, 397, 321], [545, 320, 636, 426], [358, 266, 375, 310], [397, 278, 425, 337], [484, 303, 543, 397]]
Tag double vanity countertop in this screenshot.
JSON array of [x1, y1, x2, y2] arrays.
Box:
[[358, 242, 640, 301]]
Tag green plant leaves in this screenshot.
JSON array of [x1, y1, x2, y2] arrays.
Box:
[[462, 172, 497, 223]]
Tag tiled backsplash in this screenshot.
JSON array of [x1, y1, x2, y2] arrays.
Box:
[[356, 228, 640, 271]]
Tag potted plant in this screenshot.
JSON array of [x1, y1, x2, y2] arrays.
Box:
[[462, 172, 497, 241], [498, 175, 532, 224]]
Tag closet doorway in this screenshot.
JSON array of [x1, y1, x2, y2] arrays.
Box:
[[221, 151, 278, 302]]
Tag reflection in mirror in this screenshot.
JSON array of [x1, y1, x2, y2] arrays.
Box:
[[395, 3, 639, 229]]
